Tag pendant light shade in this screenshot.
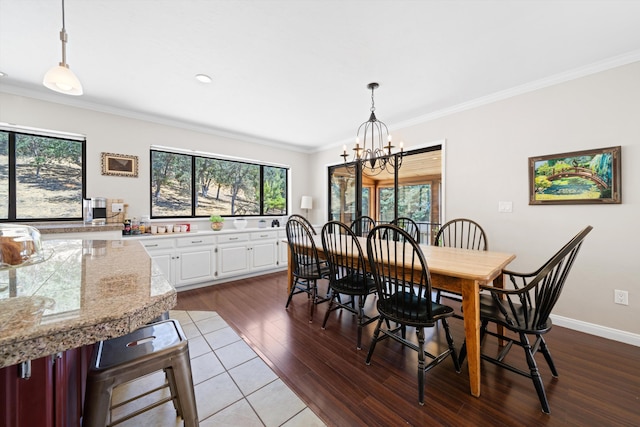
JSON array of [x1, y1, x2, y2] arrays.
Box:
[[43, 0, 83, 96], [43, 64, 83, 95]]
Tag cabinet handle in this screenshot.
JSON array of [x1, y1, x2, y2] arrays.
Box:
[[145, 244, 159, 248], [229, 237, 239, 241], [260, 234, 268, 238], [18, 360, 31, 380], [191, 240, 203, 244]]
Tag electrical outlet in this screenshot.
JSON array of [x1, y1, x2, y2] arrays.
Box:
[[614, 290, 628, 305], [111, 203, 124, 213]]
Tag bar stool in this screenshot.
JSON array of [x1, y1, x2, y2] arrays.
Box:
[[82, 319, 199, 426]]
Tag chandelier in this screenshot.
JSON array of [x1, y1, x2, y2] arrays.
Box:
[[341, 82, 403, 176]]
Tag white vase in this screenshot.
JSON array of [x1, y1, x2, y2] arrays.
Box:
[[233, 218, 247, 229]]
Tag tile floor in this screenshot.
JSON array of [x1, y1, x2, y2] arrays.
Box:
[[109, 310, 326, 427]]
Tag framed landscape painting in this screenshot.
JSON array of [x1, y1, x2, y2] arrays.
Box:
[[101, 152, 138, 177], [529, 146, 621, 205]]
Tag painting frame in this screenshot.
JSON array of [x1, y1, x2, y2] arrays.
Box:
[[101, 152, 139, 177], [529, 146, 621, 205]]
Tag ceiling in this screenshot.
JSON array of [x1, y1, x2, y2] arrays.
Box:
[[1, 1, 640, 152]]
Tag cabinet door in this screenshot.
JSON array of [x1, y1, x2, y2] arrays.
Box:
[[0, 346, 91, 427], [277, 240, 288, 267], [252, 240, 277, 270], [176, 247, 216, 287], [148, 250, 174, 284], [0, 357, 54, 427], [217, 244, 250, 277]]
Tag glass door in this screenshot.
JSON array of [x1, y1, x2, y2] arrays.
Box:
[[328, 165, 357, 225], [328, 146, 442, 242]]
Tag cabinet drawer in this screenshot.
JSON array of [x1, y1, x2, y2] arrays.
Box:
[[176, 235, 216, 248], [251, 231, 277, 240], [140, 239, 174, 251], [217, 234, 249, 244]]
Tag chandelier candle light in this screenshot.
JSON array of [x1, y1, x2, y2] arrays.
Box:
[[341, 82, 403, 176]]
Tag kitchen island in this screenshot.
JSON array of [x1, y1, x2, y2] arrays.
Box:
[[0, 238, 177, 426], [0, 239, 176, 367]]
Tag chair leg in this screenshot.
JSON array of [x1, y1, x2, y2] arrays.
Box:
[[538, 336, 558, 377], [308, 280, 316, 323], [521, 333, 551, 414], [321, 293, 336, 330], [416, 327, 426, 405], [365, 318, 384, 365], [442, 319, 461, 373], [356, 295, 366, 350], [458, 319, 488, 366]]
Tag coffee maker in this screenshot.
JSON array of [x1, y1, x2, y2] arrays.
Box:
[[91, 197, 107, 225]]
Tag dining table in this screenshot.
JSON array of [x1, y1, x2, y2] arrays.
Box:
[[285, 234, 516, 398]]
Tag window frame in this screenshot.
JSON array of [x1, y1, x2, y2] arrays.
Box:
[[150, 147, 289, 219], [0, 125, 86, 223]]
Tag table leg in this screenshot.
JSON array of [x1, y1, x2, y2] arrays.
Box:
[[461, 280, 481, 397]]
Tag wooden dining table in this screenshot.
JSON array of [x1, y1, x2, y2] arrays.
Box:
[[285, 234, 516, 398]]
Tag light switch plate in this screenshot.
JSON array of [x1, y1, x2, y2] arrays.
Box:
[[498, 201, 513, 213]]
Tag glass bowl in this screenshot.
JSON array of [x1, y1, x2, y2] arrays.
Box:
[[0, 224, 47, 270]]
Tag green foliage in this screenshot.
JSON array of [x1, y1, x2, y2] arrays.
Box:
[[263, 167, 286, 213], [209, 214, 224, 223], [535, 175, 552, 192], [15, 134, 82, 178]]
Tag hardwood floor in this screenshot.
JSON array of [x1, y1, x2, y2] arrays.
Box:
[[175, 272, 640, 427]]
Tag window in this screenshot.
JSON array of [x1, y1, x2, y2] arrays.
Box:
[[150, 148, 288, 218], [0, 126, 86, 222], [328, 146, 442, 243]]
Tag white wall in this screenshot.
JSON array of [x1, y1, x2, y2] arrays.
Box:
[[311, 62, 640, 340], [0, 92, 311, 228]]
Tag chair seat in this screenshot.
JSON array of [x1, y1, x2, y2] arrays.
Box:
[[331, 272, 376, 295], [479, 293, 552, 334], [379, 291, 454, 327]]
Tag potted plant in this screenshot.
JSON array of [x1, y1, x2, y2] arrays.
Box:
[[209, 215, 224, 231]]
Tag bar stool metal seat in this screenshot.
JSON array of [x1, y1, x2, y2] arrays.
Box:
[[82, 319, 199, 427]]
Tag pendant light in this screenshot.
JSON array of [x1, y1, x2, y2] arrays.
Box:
[[43, 0, 83, 96]]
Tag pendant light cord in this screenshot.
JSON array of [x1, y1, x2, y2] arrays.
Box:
[[59, 0, 68, 66]]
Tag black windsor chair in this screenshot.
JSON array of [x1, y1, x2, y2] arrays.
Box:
[[458, 226, 593, 414], [390, 217, 420, 243], [365, 224, 461, 405], [285, 217, 330, 322], [321, 221, 379, 349], [350, 215, 376, 238], [433, 218, 489, 308]]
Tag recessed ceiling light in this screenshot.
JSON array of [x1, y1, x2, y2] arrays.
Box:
[[195, 74, 212, 83], [0, 71, 7, 77]]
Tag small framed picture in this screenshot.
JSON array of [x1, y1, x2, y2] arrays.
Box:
[[529, 146, 621, 205], [101, 152, 139, 177]]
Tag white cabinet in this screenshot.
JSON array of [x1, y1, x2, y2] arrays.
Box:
[[277, 230, 288, 267], [216, 230, 279, 278], [141, 236, 216, 288], [140, 238, 175, 283], [250, 231, 278, 271], [175, 236, 216, 287], [216, 234, 250, 278], [138, 228, 285, 290]]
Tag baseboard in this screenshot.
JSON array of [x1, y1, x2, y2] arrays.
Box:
[[550, 314, 640, 347]]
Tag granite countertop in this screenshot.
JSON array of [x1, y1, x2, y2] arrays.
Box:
[[0, 239, 176, 368], [22, 222, 123, 234]]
